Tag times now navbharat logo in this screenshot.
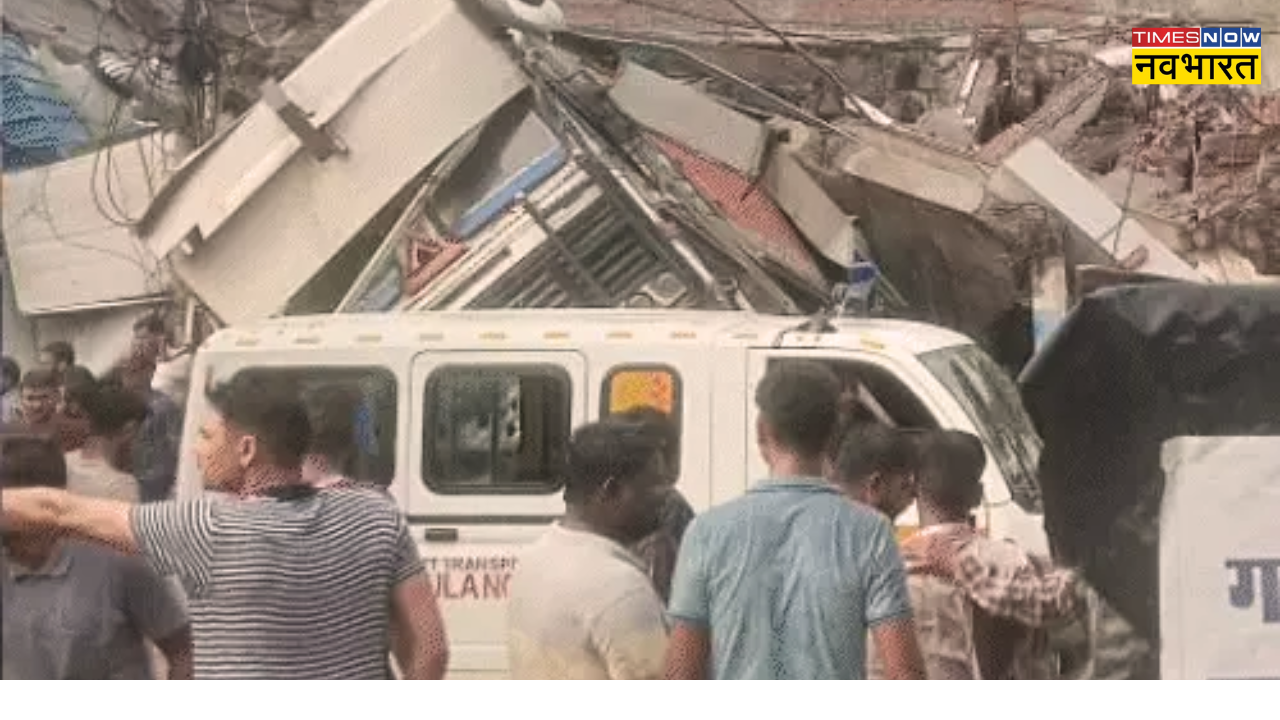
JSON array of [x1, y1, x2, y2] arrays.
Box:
[[1131, 27, 1262, 85]]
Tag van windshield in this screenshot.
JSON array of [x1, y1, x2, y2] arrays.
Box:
[[918, 345, 1043, 514]]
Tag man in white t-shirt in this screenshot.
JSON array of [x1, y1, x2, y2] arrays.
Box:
[[507, 419, 672, 679], [65, 383, 148, 503]]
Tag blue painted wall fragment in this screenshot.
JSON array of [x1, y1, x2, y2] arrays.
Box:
[[1, 30, 90, 171]]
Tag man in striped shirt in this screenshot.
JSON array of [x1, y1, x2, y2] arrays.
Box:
[[1, 374, 449, 679]]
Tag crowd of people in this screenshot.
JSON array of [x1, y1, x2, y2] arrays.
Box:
[[2, 337, 449, 679], [1, 316, 192, 679], [2, 328, 1085, 679], [506, 361, 1088, 680]]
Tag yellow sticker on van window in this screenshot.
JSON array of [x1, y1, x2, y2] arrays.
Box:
[[609, 370, 676, 416]]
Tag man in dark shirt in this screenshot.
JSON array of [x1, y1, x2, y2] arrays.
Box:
[[612, 406, 695, 604], [104, 351, 182, 502]]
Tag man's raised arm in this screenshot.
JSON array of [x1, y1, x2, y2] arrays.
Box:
[[904, 529, 1083, 629], [1, 487, 137, 553], [3, 487, 218, 595]]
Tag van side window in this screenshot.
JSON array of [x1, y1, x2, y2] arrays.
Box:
[[600, 365, 682, 477], [424, 365, 571, 494], [766, 358, 939, 437], [224, 366, 398, 487], [919, 345, 1043, 513]]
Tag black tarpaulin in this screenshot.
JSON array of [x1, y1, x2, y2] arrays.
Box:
[[1018, 283, 1280, 646]]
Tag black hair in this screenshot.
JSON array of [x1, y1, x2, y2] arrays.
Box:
[[833, 423, 920, 488], [610, 405, 678, 469], [915, 430, 986, 514], [564, 419, 665, 505], [0, 430, 68, 489], [61, 366, 96, 395], [303, 384, 360, 470], [41, 341, 75, 367], [1, 356, 20, 387], [81, 383, 149, 437], [206, 374, 312, 468], [20, 368, 60, 391], [64, 374, 100, 417], [754, 360, 841, 458]]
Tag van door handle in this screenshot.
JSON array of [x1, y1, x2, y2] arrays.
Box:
[[424, 527, 459, 543]]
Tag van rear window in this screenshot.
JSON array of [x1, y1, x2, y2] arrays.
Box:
[[218, 366, 398, 488], [604, 368, 678, 417], [424, 364, 571, 495], [601, 365, 682, 477]]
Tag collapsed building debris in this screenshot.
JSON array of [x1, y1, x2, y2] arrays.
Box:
[[1002, 138, 1205, 282], [4, 2, 1278, 682], [131, 0, 531, 325], [0, 131, 181, 372], [5, 0, 1279, 377], [1122, 90, 1280, 275]]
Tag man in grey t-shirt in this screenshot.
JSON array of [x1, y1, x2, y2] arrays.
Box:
[[1, 432, 191, 680]]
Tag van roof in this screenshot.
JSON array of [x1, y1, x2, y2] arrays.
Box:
[[200, 310, 973, 357]]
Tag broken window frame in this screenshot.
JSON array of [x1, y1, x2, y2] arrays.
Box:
[[918, 344, 1045, 514]]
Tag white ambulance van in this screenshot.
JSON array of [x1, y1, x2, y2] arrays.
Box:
[[174, 310, 1047, 678]]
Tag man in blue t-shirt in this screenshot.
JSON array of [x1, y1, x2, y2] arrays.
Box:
[[664, 360, 926, 680]]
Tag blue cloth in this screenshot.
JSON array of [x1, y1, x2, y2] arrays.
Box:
[[667, 477, 912, 679]]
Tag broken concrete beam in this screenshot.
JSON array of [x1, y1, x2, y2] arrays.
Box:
[[978, 66, 1110, 165], [964, 59, 999, 123], [1001, 138, 1204, 283], [609, 60, 770, 177], [1093, 46, 1132, 68], [842, 144, 986, 215], [762, 146, 867, 267], [260, 79, 348, 160]]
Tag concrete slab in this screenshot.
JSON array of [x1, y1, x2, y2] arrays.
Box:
[[842, 145, 987, 214], [609, 60, 769, 177], [763, 149, 866, 267], [1002, 138, 1205, 282]]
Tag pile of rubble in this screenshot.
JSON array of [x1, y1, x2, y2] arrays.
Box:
[[1119, 90, 1280, 274], [4, 0, 1278, 374]]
